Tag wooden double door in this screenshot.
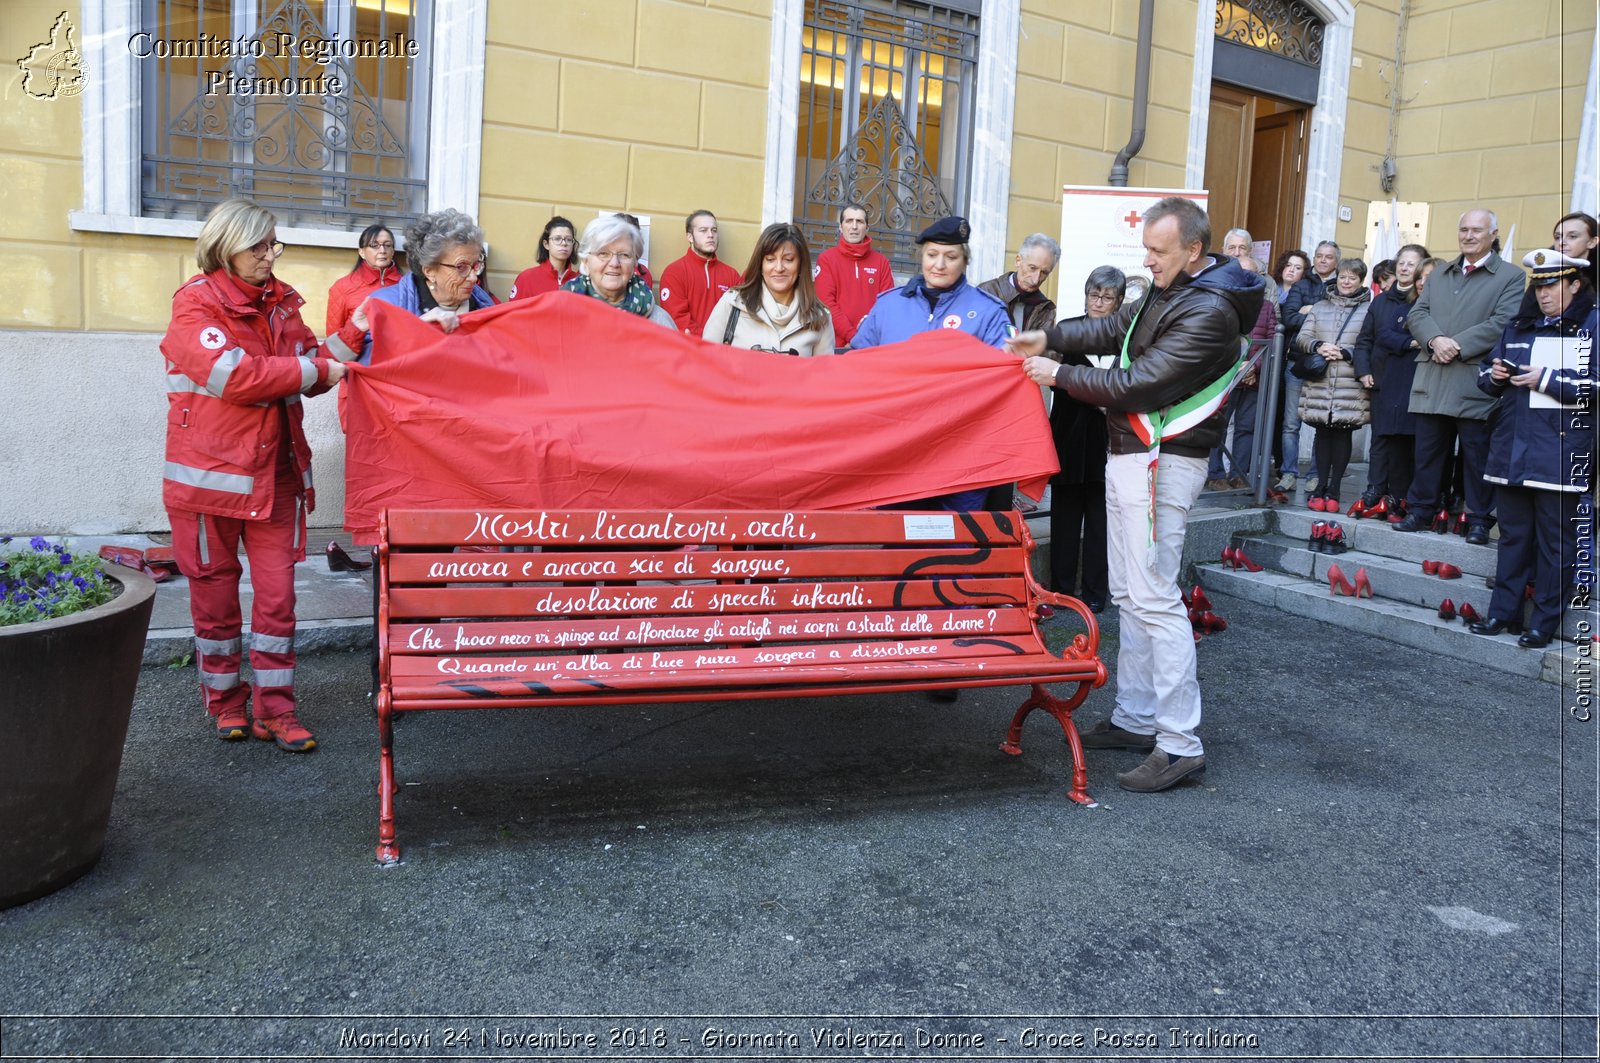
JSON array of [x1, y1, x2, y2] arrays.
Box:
[[1204, 84, 1308, 268]]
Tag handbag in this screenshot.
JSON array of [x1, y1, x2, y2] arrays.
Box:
[[1291, 348, 1327, 380]]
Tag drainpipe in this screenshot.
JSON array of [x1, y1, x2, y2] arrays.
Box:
[[1108, 0, 1156, 187]]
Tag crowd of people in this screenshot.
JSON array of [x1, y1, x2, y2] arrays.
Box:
[[157, 192, 1595, 792]]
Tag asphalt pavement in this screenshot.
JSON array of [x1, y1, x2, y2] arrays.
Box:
[[0, 594, 1593, 1063]]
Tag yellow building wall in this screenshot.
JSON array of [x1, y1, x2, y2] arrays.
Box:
[[0, 0, 356, 334], [1339, 0, 1593, 260], [1007, 0, 1199, 261], [477, 0, 772, 300]]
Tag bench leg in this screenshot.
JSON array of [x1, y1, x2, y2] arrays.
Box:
[[375, 694, 402, 865], [999, 682, 1096, 807]]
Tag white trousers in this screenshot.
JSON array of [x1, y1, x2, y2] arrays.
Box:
[[1104, 450, 1207, 757]]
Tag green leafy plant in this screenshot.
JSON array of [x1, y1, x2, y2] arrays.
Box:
[[0, 536, 115, 627]]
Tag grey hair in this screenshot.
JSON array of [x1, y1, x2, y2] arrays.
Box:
[[1315, 239, 1341, 255], [1223, 227, 1252, 246], [1336, 256, 1368, 280], [1084, 265, 1127, 295], [1143, 196, 1211, 250], [406, 209, 484, 272], [1460, 207, 1499, 231], [1018, 232, 1061, 262], [579, 214, 644, 260]]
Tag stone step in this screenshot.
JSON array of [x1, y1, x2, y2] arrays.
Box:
[[1230, 531, 1496, 613], [1197, 564, 1565, 684], [1272, 507, 1498, 578]]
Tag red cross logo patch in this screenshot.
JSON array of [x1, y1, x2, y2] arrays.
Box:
[[198, 326, 227, 350], [941, 314, 961, 329]]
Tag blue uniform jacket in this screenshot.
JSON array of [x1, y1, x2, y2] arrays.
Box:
[[848, 274, 1012, 350], [1477, 290, 1596, 493]]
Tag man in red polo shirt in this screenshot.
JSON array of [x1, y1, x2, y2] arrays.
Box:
[[815, 204, 895, 348], [659, 210, 739, 336]]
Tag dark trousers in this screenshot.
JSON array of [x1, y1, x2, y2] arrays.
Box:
[[1487, 484, 1575, 635], [1407, 413, 1495, 527], [1312, 426, 1354, 501], [1230, 387, 1260, 480], [1050, 479, 1108, 599], [1368, 432, 1415, 500]]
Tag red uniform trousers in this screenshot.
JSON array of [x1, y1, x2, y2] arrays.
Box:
[[169, 460, 305, 722]]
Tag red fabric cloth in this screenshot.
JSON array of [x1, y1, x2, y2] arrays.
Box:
[[341, 294, 1058, 543]]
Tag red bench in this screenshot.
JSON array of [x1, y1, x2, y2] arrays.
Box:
[[374, 508, 1107, 863]]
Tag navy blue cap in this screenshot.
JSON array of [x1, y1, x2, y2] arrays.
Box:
[[916, 216, 971, 245]]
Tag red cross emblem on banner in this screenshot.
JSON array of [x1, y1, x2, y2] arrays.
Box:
[[1124, 210, 1143, 229]]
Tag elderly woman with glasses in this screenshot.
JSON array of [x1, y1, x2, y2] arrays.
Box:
[[348, 208, 497, 361], [160, 198, 349, 753], [561, 214, 676, 328]]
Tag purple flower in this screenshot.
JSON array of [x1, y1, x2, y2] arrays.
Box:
[[29, 536, 49, 551], [12, 589, 30, 603], [56, 552, 72, 564], [72, 576, 88, 590]]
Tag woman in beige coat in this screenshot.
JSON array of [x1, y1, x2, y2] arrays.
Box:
[[1296, 258, 1373, 510], [702, 223, 834, 356]]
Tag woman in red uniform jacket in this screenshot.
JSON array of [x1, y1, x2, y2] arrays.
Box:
[[325, 223, 400, 339], [162, 198, 352, 752]]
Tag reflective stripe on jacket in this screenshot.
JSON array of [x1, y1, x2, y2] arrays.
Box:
[[161, 271, 334, 521]]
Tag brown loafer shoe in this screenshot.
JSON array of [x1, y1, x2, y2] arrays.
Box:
[[1116, 749, 1206, 792], [1075, 720, 1157, 751]]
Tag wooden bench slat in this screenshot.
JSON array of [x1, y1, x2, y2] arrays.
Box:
[[389, 633, 1046, 685], [386, 576, 1029, 619], [389, 651, 1094, 703], [386, 508, 1027, 548], [386, 545, 1029, 584], [388, 606, 1039, 656]]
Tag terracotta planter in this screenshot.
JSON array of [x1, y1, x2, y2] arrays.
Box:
[[0, 563, 155, 908]]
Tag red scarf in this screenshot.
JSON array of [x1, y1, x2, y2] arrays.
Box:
[[835, 236, 877, 260]]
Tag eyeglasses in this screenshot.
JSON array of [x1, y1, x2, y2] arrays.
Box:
[[1086, 292, 1121, 304], [366, 241, 395, 251], [440, 258, 486, 277], [249, 240, 286, 259], [590, 250, 637, 264], [548, 236, 575, 245]]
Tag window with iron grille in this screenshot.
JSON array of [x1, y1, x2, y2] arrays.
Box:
[[139, 0, 430, 229], [794, 0, 979, 278]]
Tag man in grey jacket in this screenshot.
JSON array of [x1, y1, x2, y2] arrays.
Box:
[[1011, 197, 1264, 793], [1394, 207, 1526, 543]]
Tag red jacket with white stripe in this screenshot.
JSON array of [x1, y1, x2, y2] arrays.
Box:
[[659, 250, 740, 336], [161, 270, 346, 522]]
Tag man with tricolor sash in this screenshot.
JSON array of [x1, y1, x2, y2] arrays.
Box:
[[1010, 196, 1265, 793]]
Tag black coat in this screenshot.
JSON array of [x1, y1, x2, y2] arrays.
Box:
[[1049, 315, 1109, 484], [1352, 285, 1423, 436]]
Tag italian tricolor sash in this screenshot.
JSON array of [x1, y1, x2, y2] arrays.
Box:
[[1119, 299, 1251, 556]]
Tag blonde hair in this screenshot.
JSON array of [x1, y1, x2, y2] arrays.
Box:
[[196, 198, 276, 274]]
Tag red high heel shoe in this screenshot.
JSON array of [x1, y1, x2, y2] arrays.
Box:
[[1347, 498, 1369, 518], [1438, 598, 1456, 620], [1190, 586, 1214, 612], [1220, 546, 1236, 569], [1421, 559, 1441, 575], [1230, 546, 1263, 572], [1199, 610, 1228, 633], [1435, 562, 1462, 580], [1327, 564, 1356, 596], [1458, 602, 1482, 624], [1353, 567, 1373, 599], [1431, 508, 1451, 534], [1364, 497, 1389, 520], [1452, 512, 1468, 536]]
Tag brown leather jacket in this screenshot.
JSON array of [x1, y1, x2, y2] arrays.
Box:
[[1045, 255, 1265, 458]]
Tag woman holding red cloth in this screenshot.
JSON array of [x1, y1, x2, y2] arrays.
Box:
[[161, 198, 350, 752]]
